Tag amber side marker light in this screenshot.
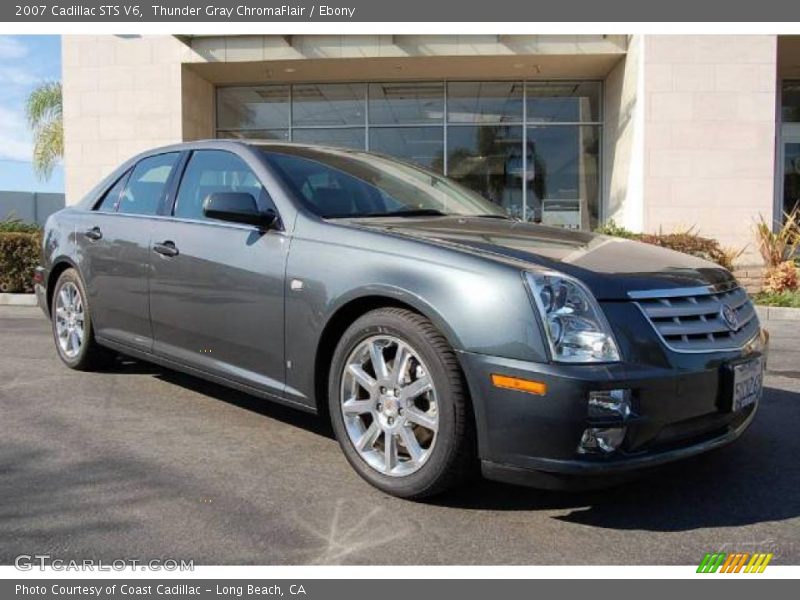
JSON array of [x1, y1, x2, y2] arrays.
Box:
[[491, 374, 547, 396]]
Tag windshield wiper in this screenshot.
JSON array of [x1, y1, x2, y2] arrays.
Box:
[[472, 214, 511, 220]]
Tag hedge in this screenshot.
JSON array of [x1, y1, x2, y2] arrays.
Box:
[[0, 232, 42, 293]]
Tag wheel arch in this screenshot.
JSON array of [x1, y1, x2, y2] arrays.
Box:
[[313, 292, 467, 418], [45, 258, 80, 315]]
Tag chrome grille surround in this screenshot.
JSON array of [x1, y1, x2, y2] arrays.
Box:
[[629, 281, 760, 353]]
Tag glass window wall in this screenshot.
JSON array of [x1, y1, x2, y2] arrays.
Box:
[[216, 80, 602, 228]]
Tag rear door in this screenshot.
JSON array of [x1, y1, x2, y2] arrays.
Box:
[[148, 149, 289, 398], [79, 152, 180, 351]]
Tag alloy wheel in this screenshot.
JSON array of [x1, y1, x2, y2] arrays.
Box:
[[54, 282, 85, 359], [340, 335, 439, 477]]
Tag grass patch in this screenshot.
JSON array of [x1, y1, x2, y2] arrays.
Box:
[[753, 290, 800, 308]]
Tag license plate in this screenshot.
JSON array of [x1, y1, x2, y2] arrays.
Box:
[[730, 357, 763, 412]]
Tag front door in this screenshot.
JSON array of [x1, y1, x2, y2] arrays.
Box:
[[148, 149, 288, 398]]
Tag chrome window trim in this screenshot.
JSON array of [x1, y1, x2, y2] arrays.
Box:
[[77, 210, 288, 235]]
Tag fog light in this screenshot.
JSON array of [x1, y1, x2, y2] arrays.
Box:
[[578, 426, 627, 454], [588, 389, 631, 421]]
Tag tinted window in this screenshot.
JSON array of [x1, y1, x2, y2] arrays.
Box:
[[447, 82, 523, 124], [117, 153, 179, 216], [368, 82, 444, 125], [217, 85, 289, 130], [292, 83, 366, 126], [264, 149, 505, 219], [94, 172, 128, 212], [174, 150, 267, 221], [526, 82, 602, 124]]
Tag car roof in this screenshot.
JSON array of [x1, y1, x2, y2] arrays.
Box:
[[140, 139, 366, 157]]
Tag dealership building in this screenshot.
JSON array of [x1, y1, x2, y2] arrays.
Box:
[[61, 34, 800, 267]]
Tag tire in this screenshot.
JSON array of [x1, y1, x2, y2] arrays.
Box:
[[329, 307, 475, 499], [50, 268, 114, 371]]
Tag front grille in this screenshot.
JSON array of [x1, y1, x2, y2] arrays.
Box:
[[630, 281, 759, 353]]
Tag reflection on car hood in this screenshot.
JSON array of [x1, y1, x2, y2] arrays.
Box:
[[345, 216, 734, 300]]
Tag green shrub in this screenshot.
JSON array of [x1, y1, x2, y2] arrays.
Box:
[[594, 219, 638, 239], [0, 216, 42, 234], [753, 290, 800, 308], [753, 208, 800, 269], [0, 232, 42, 293]]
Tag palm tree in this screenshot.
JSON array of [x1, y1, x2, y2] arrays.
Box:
[[25, 81, 63, 180]]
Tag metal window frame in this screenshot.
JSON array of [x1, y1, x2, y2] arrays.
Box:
[[214, 79, 604, 227], [776, 78, 800, 232]]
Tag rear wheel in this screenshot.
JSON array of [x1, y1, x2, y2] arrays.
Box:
[[51, 268, 114, 370], [329, 308, 475, 499]]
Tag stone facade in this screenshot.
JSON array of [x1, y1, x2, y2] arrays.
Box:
[[642, 35, 777, 267], [62, 34, 783, 273]]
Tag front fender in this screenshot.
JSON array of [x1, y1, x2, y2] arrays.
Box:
[[324, 283, 464, 355], [283, 218, 548, 406]]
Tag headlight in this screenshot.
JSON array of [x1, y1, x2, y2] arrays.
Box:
[[524, 271, 620, 363]]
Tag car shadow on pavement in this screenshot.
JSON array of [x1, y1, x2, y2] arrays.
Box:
[[116, 356, 800, 533], [104, 355, 165, 375], [432, 385, 800, 532], [152, 368, 335, 439]]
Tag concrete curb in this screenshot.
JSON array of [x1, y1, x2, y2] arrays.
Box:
[[756, 304, 800, 321], [0, 293, 37, 306]]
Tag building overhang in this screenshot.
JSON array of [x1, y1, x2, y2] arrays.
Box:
[[185, 53, 625, 86], [179, 34, 627, 85]]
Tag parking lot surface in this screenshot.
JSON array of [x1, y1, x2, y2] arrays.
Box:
[[1, 306, 798, 565]]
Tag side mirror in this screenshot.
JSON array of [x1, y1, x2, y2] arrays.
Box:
[[203, 192, 277, 229]]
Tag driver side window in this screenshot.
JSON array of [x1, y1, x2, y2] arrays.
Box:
[[174, 150, 271, 221]]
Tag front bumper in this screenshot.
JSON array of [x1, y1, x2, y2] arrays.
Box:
[[458, 332, 766, 490]]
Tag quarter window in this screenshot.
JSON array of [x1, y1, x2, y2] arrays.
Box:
[[94, 172, 128, 212], [117, 153, 180, 216], [174, 150, 269, 221]]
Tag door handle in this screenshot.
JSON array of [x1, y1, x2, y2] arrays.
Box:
[[153, 241, 179, 257], [84, 226, 103, 241]]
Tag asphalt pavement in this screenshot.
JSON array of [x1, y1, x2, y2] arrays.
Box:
[[1, 306, 798, 565]]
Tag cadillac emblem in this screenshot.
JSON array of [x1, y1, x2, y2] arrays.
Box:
[[720, 304, 739, 331]]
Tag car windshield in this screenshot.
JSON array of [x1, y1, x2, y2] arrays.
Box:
[[261, 146, 508, 220]]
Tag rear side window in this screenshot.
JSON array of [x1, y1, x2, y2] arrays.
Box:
[[174, 150, 270, 221], [94, 172, 128, 212], [117, 153, 180, 216]]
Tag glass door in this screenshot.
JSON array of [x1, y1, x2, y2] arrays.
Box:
[[780, 129, 800, 219], [779, 82, 800, 221]]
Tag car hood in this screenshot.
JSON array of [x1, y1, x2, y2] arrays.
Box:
[[344, 216, 733, 300]]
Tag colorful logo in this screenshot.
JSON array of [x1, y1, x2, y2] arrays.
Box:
[[697, 552, 773, 573]]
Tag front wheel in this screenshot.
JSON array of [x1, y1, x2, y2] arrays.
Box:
[[329, 308, 475, 499]]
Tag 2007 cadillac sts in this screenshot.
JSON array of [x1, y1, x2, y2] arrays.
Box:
[[36, 140, 767, 498]]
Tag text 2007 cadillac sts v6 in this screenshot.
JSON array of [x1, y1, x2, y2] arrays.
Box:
[[36, 140, 767, 498]]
